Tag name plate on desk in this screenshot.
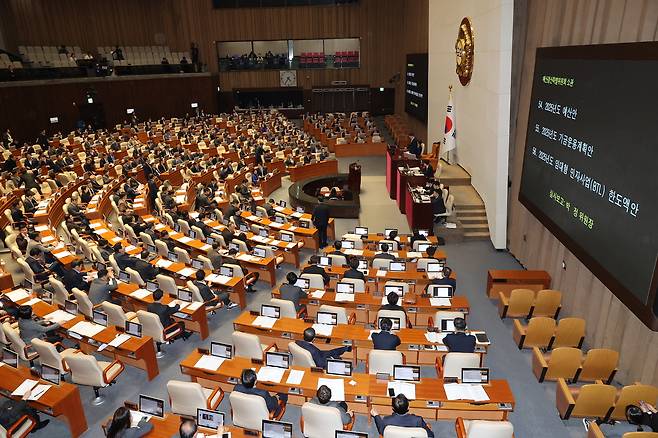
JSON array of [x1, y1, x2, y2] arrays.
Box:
[[281, 332, 292, 339], [356, 304, 366, 310], [426, 400, 441, 407]]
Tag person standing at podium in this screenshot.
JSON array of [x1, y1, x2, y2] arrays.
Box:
[[312, 197, 330, 248]]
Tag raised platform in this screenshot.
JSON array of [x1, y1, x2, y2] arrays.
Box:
[[288, 174, 360, 218], [334, 141, 387, 157]]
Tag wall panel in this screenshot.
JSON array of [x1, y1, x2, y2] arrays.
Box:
[[508, 0, 658, 385]]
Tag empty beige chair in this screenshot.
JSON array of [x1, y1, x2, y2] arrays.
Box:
[[318, 305, 354, 325], [155, 240, 169, 257], [530, 289, 562, 318], [367, 350, 404, 375], [532, 346, 582, 383], [269, 298, 300, 319], [156, 274, 178, 297], [71, 287, 94, 318], [372, 258, 391, 270], [167, 380, 223, 417], [383, 426, 429, 438], [289, 341, 316, 367], [301, 273, 325, 290], [455, 418, 514, 438], [126, 267, 146, 287], [328, 254, 347, 266], [512, 316, 556, 349], [556, 378, 616, 421], [429, 311, 465, 329], [232, 331, 275, 360], [437, 352, 480, 379], [0, 414, 37, 437], [498, 288, 535, 319], [101, 301, 137, 327], [229, 391, 285, 431], [301, 401, 355, 438], [49, 276, 71, 307], [136, 310, 182, 358], [576, 348, 619, 384], [550, 317, 585, 349], [340, 278, 365, 293], [31, 338, 76, 376], [140, 232, 155, 247], [174, 247, 191, 265], [64, 352, 125, 405], [610, 384, 658, 421], [377, 309, 407, 329], [416, 257, 438, 271]]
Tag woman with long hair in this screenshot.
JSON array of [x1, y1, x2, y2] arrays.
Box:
[[106, 406, 153, 438]]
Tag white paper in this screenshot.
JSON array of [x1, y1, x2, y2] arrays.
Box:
[[12, 379, 38, 397], [387, 381, 416, 400], [179, 236, 193, 244], [43, 309, 76, 324], [130, 289, 152, 299], [54, 250, 72, 258], [23, 298, 42, 306], [207, 274, 232, 284], [256, 366, 286, 383], [34, 225, 49, 232], [312, 324, 333, 337], [286, 369, 305, 385], [168, 300, 189, 310], [200, 244, 212, 251], [406, 251, 422, 258], [310, 290, 325, 299], [130, 410, 151, 427], [443, 383, 490, 401], [94, 228, 109, 235], [335, 293, 354, 302], [27, 384, 51, 401], [376, 270, 387, 277], [429, 298, 452, 307], [109, 333, 132, 348], [69, 321, 106, 338], [5, 289, 30, 302], [252, 316, 277, 328], [424, 332, 448, 344], [187, 302, 203, 311], [194, 354, 225, 371], [124, 245, 137, 252], [41, 235, 55, 243], [286, 242, 296, 248], [177, 267, 196, 277], [344, 249, 362, 256], [155, 259, 174, 268], [317, 378, 345, 401]]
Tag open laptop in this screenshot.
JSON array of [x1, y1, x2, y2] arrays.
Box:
[[206, 237, 215, 245], [265, 351, 290, 369], [259, 228, 269, 237], [188, 230, 197, 239], [357, 259, 368, 273], [417, 243, 431, 252], [2, 348, 18, 368], [296, 207, 304, 214], [384, 228, 398, 238], [145, 280, 158, 292], [326, 359, 352, 376], [461, 368, 490, 384], [389, 261, 406, 272], [384, 284, 405, 297], [275, 215, 285, 224], [440, 318, 456, 332], [229, 242, 240, 252], [210, 342, 232, 359], [354, 227, 368, 236], [146, 244, 157, 254], [118, 270, 130, 282], [379, 316, 401, 331], [294, 278, 310, 290], [262, 419, 293, 438], [317, 311, 338, 325], [335, 282, 355, 294], [220, 266, 234, 277], [318, 256, 332, 267], [92, 309, 108, 327], [177, 289, 193, 303], [191, 259, 204, 269], [167, 251, 178, 262], [280, 233, 292, 242], [261, 304, 280, 319], [41, 363, 60, 385], [393, 365, 421, 382], [64, 299, 78, 315], [340, 240, 354, 249], [426, 262, 443, 273], [197, 408, 225, 430], [138, 394, 165, 418], [126, 320, 143, 337], [253, 247, 267, 258], [428, 284, 454, 298]]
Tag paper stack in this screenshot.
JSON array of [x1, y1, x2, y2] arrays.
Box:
[[443, 383, 490, 401]]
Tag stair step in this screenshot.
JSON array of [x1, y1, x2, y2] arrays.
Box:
[[454, 204, 485, 211], [459, 217, 488, 224], [461, 223, 489, 232], [463, 231, 491, 241], [456, 209, 487, 217]]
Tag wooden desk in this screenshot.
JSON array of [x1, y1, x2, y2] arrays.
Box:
[[288, 160, 339, 182], [272, 205, 336, 241], [104, 412, 250, 437], [486, 270, 552, 299], [0, 364, 87, 437], [405, 185, 434, 231], [240, 211, 321, 251], [396, 170, 425, 215], [320, 266, 457, 294], [322, 246, 446, 263], [334, 141, 387, 157], [260, 171, 282, 197]]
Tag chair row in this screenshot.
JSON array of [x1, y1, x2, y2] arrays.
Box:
[[512, 316, 585, 350], [532, 346, 618, 384], [498, 288, 562, 319]]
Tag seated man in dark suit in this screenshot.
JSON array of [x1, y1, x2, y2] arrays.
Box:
[[373, 243, 396, 264], [193, 270, 237, 309], [343, 257, 366, 281], [26, 247, 51, 282], [371, 394, 434, 437], [301, 255, 330, 286], [310, 385, 353, 425], [62, 260, 89, 292], [371, 317, 401, 351], [146, 288, 189, 340], [407, 134, 422, 158], [424, 266, 457, 293], [329, 240, 348, 259], [113, 244, 135, 270], [233, 368, 287, 416], [380, 291, 405, 313], [295, 327, 351, 369], [443, 317, 476, 353], [279, 272, 307, 313]]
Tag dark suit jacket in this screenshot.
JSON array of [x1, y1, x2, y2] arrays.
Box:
[[443, 332, 476, 353], [302, 265, 330, 285], [146, 301, 179, 327], [371, 330, 401, 350], [373, 252, 396, 261], [427, 277, 457, 293], [374, 412, 434, 437], [407, 138, 421, 157], [63, 268, 87, 291], [279, 284, 307, 311], [114, 252, 134, 270], [343, 268, 365, 281], [233, 384, 278, 412], [312, 203, 330, 226]]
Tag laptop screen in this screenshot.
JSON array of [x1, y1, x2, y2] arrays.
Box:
[[441, 319, 456, 332], [139, 395, 165, 418], [96, 262, 106, 271], [178, 289, 193, 303], [261, 304, 280, 319], [417, 243, 430, 252], [118, 271, 130, 282], [379, 317, 400, 331], [262, 420, 293, 438], [41, 363, 60, 385], [299, 221, 309, 229], [253, 247, 267, 258], [294, 278, 310, 290], [461, 368, 490, 384], [336, 282, 354, 294], [197, 408, 225, 430], [384, 285, 404, 297], [146, 280, 158, 292], [278, 200, 287, 207], [319, 256, 331, 267], [126, 321, 142, 337], [2, 348, 18, 368], [426, 263, 443, 273], [418, 229, 429, 237], [280, 233, 292, 242], [220, 266, 234, 277], [229, 242, 240, 252], [389, 262, 406, 272], [429, 285, 453, 298], [210, 342, 232, 359], [206, 237, 215, 245], [296, 207, 304, 213], [65, 299, 78, 315], [317, 311, 338, 325], [191, 259, 204, 269], [265, 351, 290, 369], [92, 310, 108, 327], [341, 240, 354, 249], [393, 365, 421, 382], [259, 228, 269, 237], [188, 230, 197, 239], [357, 259, 368, 271], [167, 251, 178, 262], [147, 244, 157, 253], [275, 216, 285, 224], [326, 359, 352, 376], [354, 227, 368, 236], [384, 228, 397, 238]]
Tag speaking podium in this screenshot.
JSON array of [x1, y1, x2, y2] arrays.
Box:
[[348, 162, 361, 193]]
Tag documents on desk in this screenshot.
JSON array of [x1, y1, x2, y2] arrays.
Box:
[[155, 223, 167, 231], [124, 245, 137, 252], [168, 300, 189, 310], [5, 289, 30, 302], [424, 332, 448, 344], [12, 379, 38, 397], [387, 381, 416, 400], [108, 333, 132, 348], [55, 250, 73, 259], [41, 235, 55, 243], [312, 324, 333, 337], [256, 366, 285, 383], [155, 259, 174, 269], [317, 378, 345, 401], [194, 354, 225, 372], [252, 316, 277, 329], [443, 383, 490, 402], [130, 289, 152, 299], [201, 244, 212, 251], [44, 309, 76, 324], [27, 384, 51, 401], [130, 410, 151, 427], [206, 274, 232, 285], [310, 290, 325, 299], [69, 321, 105, 338], [187, 302, 203, 311], [376, 270, 387, 277], [93, 228, 109, 235], [286, 369, 305, 385], [34, 224, 49, 232], [23, 297, 42, 306], [179, 236, 193, 244], [430, 298, 452, 307], [344, 249, 362, 256], [177, 267, 196, 278], [407, 251, 422, 258], [335, 293, 355, 302]]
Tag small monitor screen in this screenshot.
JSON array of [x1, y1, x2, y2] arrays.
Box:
[[317, 311, 338, 325], [146, 281, 158, 292], [197, 408, 224, 430], [168, 251, 178, 262], [253, 247, 267, 258], [191, 103, 199, 108], [336, 282, 354, 294], [280, 233, 292, 242], [206, 237, 215, 245], [92, 310, 108, 327], [275, 216, 285, 224], [418, 229, 429, 237], [429, 285, 453, 298], [441, 319, 456, 332], [65, 299, 78, 315], [126, 108, 135, 114], [220, 266, 234, 277], [174, 224, 181, 232], [384, 228, 398, 238], [326, 359, 352, 376], [139, 395, 164, 418], [462, 368, 490, 384], [299, 221, 309, 229], [2, 348, 18, 368], [41, 363, 60, 385], [118, 271, 130, 282], [265, 351, 290, 369], [389, 262, 406, 272], [229, 242, 240, 252], [261, 304, 280, 318], [294, 278, 310, 290], [379, 317, 401, 331], [341, 240, 354, 249], [278, 200, 287, 207], [296, 207, 304, 213], [178, 289, 193, 303], [126, 321, 142, 337], [357, 259, 368, 271], [319, 256, 331, 267], [49, 117, 59, 123], [147, 244, 157, 253], [417, 243, 430, 252], [354, 227, 368, 236], [259, 228, 269, 237], [262, 420, 293, 438], [393, 365, 421, 382], [239, 225, 248, 232], [188, 230, 197, 239], [210, 342, 232, 359], [384, 285, 404, 297], [426, 263, 443, 273], [191, 259, 204, 269]]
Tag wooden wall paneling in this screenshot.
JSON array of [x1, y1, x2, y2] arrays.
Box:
[[508, 0, 658, 385]]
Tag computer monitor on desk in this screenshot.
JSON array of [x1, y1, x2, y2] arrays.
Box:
[[341, 240, 354, 249], [393, 365, 421, 382], [357, 259, 368, 273], [259, 228, 269, 238], [336, 282, 355, 294], [220, 266, 234, 277], [92, 310, 108, 327], [294, 278, 310, 290], [379, 317, 401, 331], [428, 285, 453, 298], [138, 394, 164, 418], [261, 304, 280, 319], [126, 320, 142, 337], [384, 284, 405, 297], [417, 243, 430, 252], [191, 259, 204, 269], [167, 251, 178, 262], [178, 289, 193, 303], [262, 419, 293, 438], [64, 299, 78, 315], [41, 363, 60, 385], [441, 318, 456, 332], [281, 233, 293, 243], [326, 359, 352, 376], [146, 280, 158, 292], [319, 256, 331, 267], [354, 227, 368, 236], [2, 348, 18, 368], [229, 242, 240, 252], [253, 247, 267, 258], [210, 342, 232, 359], [462, 368, 490, 384], [389, 261, 406, 272], [418, 229, 429, 237], [317, 311, 338, 325], [384, 228, 398, 237], [197, 408, 224, 430], [266, 351, 290, 369], [118, 271, 130, 282]]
